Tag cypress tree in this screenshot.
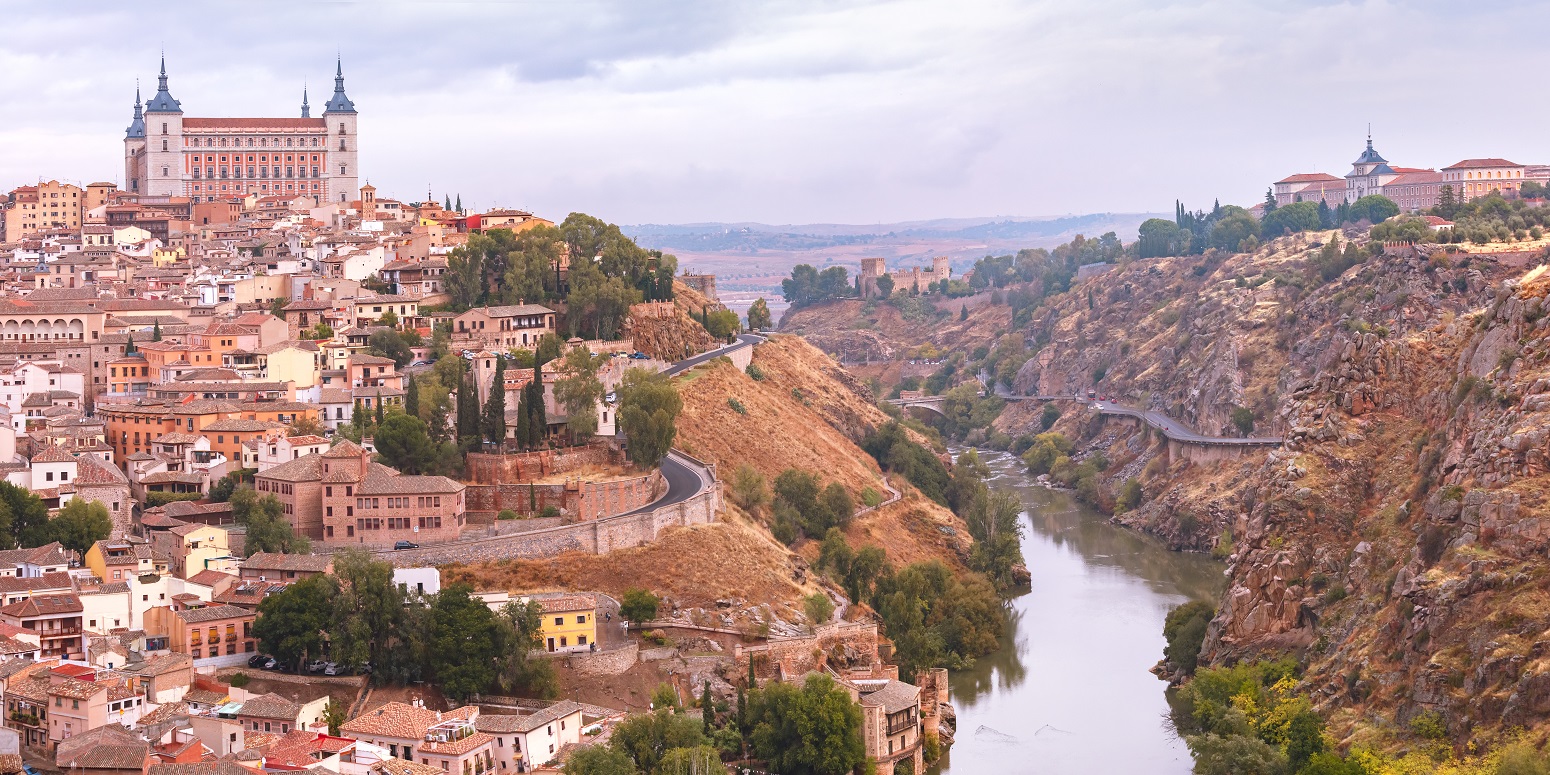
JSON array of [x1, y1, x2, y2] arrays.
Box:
[[456, 374, 479, 449], [152, 321, 162, 341], [374, 391, 384, 426], [514, 385, 530, 451], [484, 355, 507, 445], [702, 681, 713, 737], [444, 194, 452, 211], [405, 376, 420, 419], [455, 194, 462, 213], [736, 686, 748, 741], [528, 358, 547, 447], [124, 333, 136, 355]]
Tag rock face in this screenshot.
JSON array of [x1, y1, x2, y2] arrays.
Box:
[[625, 303, 714, 361]]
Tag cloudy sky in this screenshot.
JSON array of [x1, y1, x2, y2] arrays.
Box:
[[1, 1, 1545, 227]]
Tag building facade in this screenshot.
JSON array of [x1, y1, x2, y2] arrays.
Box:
[[125, 57, 359, 205], [1441, 158, 1527, 201]]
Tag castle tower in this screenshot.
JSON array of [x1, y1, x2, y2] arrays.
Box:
[[360, 183, 377, 221], [141, 56, 185, 198], [301, 85, 311, 118], [323, 58, 360, 205], [123, 87, 146, 194], [931, 256, 952, 281]]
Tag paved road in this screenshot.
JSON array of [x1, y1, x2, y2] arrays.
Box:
[[992, 385, 1283, 447], [662, 333, 766, 377], [617, 452, 708, 516]]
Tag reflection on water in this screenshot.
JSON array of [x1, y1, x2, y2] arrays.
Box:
[[933, 449, 1225, 774]]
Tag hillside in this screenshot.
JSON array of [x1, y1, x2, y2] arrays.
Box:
[[791, 230, 1550, 748]]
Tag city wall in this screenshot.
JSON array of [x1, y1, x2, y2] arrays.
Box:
[[380, 453, 721, 567], [733, 622, 880, 680], [464, 443, 621, 484], [463, 470, 664, 522]]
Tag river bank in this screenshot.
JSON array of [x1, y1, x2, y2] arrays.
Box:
[[933, 448, 1224, 774]]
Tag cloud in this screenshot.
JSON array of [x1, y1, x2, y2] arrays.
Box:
[[0, 1, 1547, 227]]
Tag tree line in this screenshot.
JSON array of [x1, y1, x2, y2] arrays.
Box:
[[252, 549, 556, 703], [444, 213, 677, 341]]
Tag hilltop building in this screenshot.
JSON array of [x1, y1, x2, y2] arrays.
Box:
[[124, 56, 359, 205], [1272, 134, 1537, 213], [859, 256, 951, 299]]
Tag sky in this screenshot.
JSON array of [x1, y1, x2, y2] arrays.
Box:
[[2, 1, 1547, 227]]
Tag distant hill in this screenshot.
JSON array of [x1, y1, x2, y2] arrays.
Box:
[[624, 213, 1162, 253]]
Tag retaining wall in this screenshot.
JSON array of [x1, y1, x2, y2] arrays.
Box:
[[734, 622, 879, 679], [465, 468, 662, 522], [380, 455, 720, 568], [464, 443, 621, 484], [561, 643, 639, 676]]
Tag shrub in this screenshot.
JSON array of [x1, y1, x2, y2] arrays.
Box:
[[1115, 478, 1142, 513], [496, 509, 519, 521], [728, 397, 748, 415], [860, 487, 882, 508], [1409, 710, 1447, 740], [228, 672, 251, 688], [540, 506, 560, 518], [1230, 406, 1255, 436], [729, 464, 769, 511], [745, 363, 766, 381], [1040, 403, 1061, 430]]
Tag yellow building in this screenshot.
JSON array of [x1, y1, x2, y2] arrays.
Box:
[[528, 593, 598, 653], [151, 245, 187, 267], [259, 341, 322, 389], [151, 523, 234, 579], [4, 181, 84, 242], [85, 538, 157, 584]]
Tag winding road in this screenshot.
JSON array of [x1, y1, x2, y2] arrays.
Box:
[[662, 332, 767, 376], [991, 385, 1284, 447]]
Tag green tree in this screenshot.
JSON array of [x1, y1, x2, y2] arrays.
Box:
[[0, 481, 48, 549], [872, 561, 1004, 676], [620, 587, 660, 623], [1040, 402, 1061, 430], [1348, 194, 1400, 224], [703, 309, 741, 341], [843, 546, 887, 604], [655, 746, 721, 775], [1187, 734, 1288, 775], [375, 393, 385, 426], [514, 386, 532, 451], [747, 298, 773, 330], [1230, 406, 1255, 436], [610, 709, 705, 773], [747, 674, 865, 775], [701, 681, 714, 737], [1162, 600, 1213, 675], [818, 482, 853, 532], [803, 592, 834, 628], [555, 346, 605, 442], [728, 464, 769, 512], [375, 412, 436, 474], [1208, 208, 1261, 252], [457, 372, 481, 451], [253, 574, 337, 669], [617, 368, 682, 468], [562, 746, 637, 775], [322, 698, 347, 736], [230, 488, 309, 556], [405, 376, 420, 419], [45, 499, 112, 556], [430, 584, 504, 703], [495, 599, 557, 697], [773, 469, 821, 531], [1260, 201, 1321, 237], [331, 549, 405, 672], [367, 329, 412, 367], [484, 355, 507, 445], [1137, 218, 1184, 258], [445, 243, 484, 310], [152, 320, 162, 341]]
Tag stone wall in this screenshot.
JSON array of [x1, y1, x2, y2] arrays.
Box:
[[464, 443, 621, 484], [463, 470, 663, 521], [560, 643, 639, 676], [379, 454, 720, 568], [734, 622, 880, 680]]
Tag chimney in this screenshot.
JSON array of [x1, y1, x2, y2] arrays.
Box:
[[360, 448, 370, 478]]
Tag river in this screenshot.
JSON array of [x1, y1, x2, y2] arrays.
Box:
[[933, 449, 1225, 774]]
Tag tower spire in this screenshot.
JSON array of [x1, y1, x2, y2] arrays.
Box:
[[301, 82, 311, 118], [323, 57, 356, 113], [145, 54, 181, 113]]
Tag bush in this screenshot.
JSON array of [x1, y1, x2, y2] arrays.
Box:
[[745, 363, 765, 381], [1115, 478, 1142, 513], [728, 397, 748, 415], [1409, 710, 1447, 740], [540, 506, 560, 518], [1230, 406, 1255, 436], [497, 509, 519, 521], [1039, 403, 1061, 430], [620, 588, 660, 624], [228, 672, 250, 688], [1162, 600, 1213, 674], [860, 487, 882, 508], [729, 464, 769, 511]]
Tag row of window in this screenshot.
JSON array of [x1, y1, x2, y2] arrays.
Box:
[[193, 166, 322, 180], [322, 515, 443, 538], [184, 135, 325, 148]]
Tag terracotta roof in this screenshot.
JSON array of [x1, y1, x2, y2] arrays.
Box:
[[75, 454, 129, 485], [474, 701, 583, 734], [1444, 158, 1523, 169], [0, 593, 81, 617], [176, 604, 251, 623], [255, 454, 324, 483], [187, 569, 236, 587], [56, 724, 149, 770], [49, 676, 106, 700], [530, 594, 595, 615], [238, 692, 302, 720], [419, 730, 493, 757], [242, 552, 331, 573], [373, 759, 446, 775], [1275, 172, 1340, 184], [182, 117, 326, 129], [341, 702, 477, 740], [0, 572, 73, 595], [322, 439, 365, 458]]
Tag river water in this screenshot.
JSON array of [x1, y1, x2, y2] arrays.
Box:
[[933, 449, 1225, 774]]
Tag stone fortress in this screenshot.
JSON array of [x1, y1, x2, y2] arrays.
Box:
[[859, 256, 952, 298]]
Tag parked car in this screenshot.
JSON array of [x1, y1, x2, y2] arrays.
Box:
[[628, 351, 649, 359], [394, 540, 419, 550], [262, 658, 278, 670], [306, 660, 327, 673], [323, 663, 339, 676], [248, 654, 269, 668]]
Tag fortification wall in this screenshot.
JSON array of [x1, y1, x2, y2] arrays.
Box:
[[734, 622, 880, 680], [464, 443, 620, 484]]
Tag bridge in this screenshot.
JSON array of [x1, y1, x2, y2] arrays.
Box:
[[888, 386, 1283, 456]]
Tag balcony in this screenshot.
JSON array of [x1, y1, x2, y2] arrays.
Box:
[[39, 626, 81, 638], [9, 712, 39, 728]]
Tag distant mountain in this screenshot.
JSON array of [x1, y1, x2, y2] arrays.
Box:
[[624, 213, 1164, 253]]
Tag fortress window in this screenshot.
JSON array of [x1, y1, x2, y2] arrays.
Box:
[[339, 122, 346, 134], [161, 122, 167, 134]]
